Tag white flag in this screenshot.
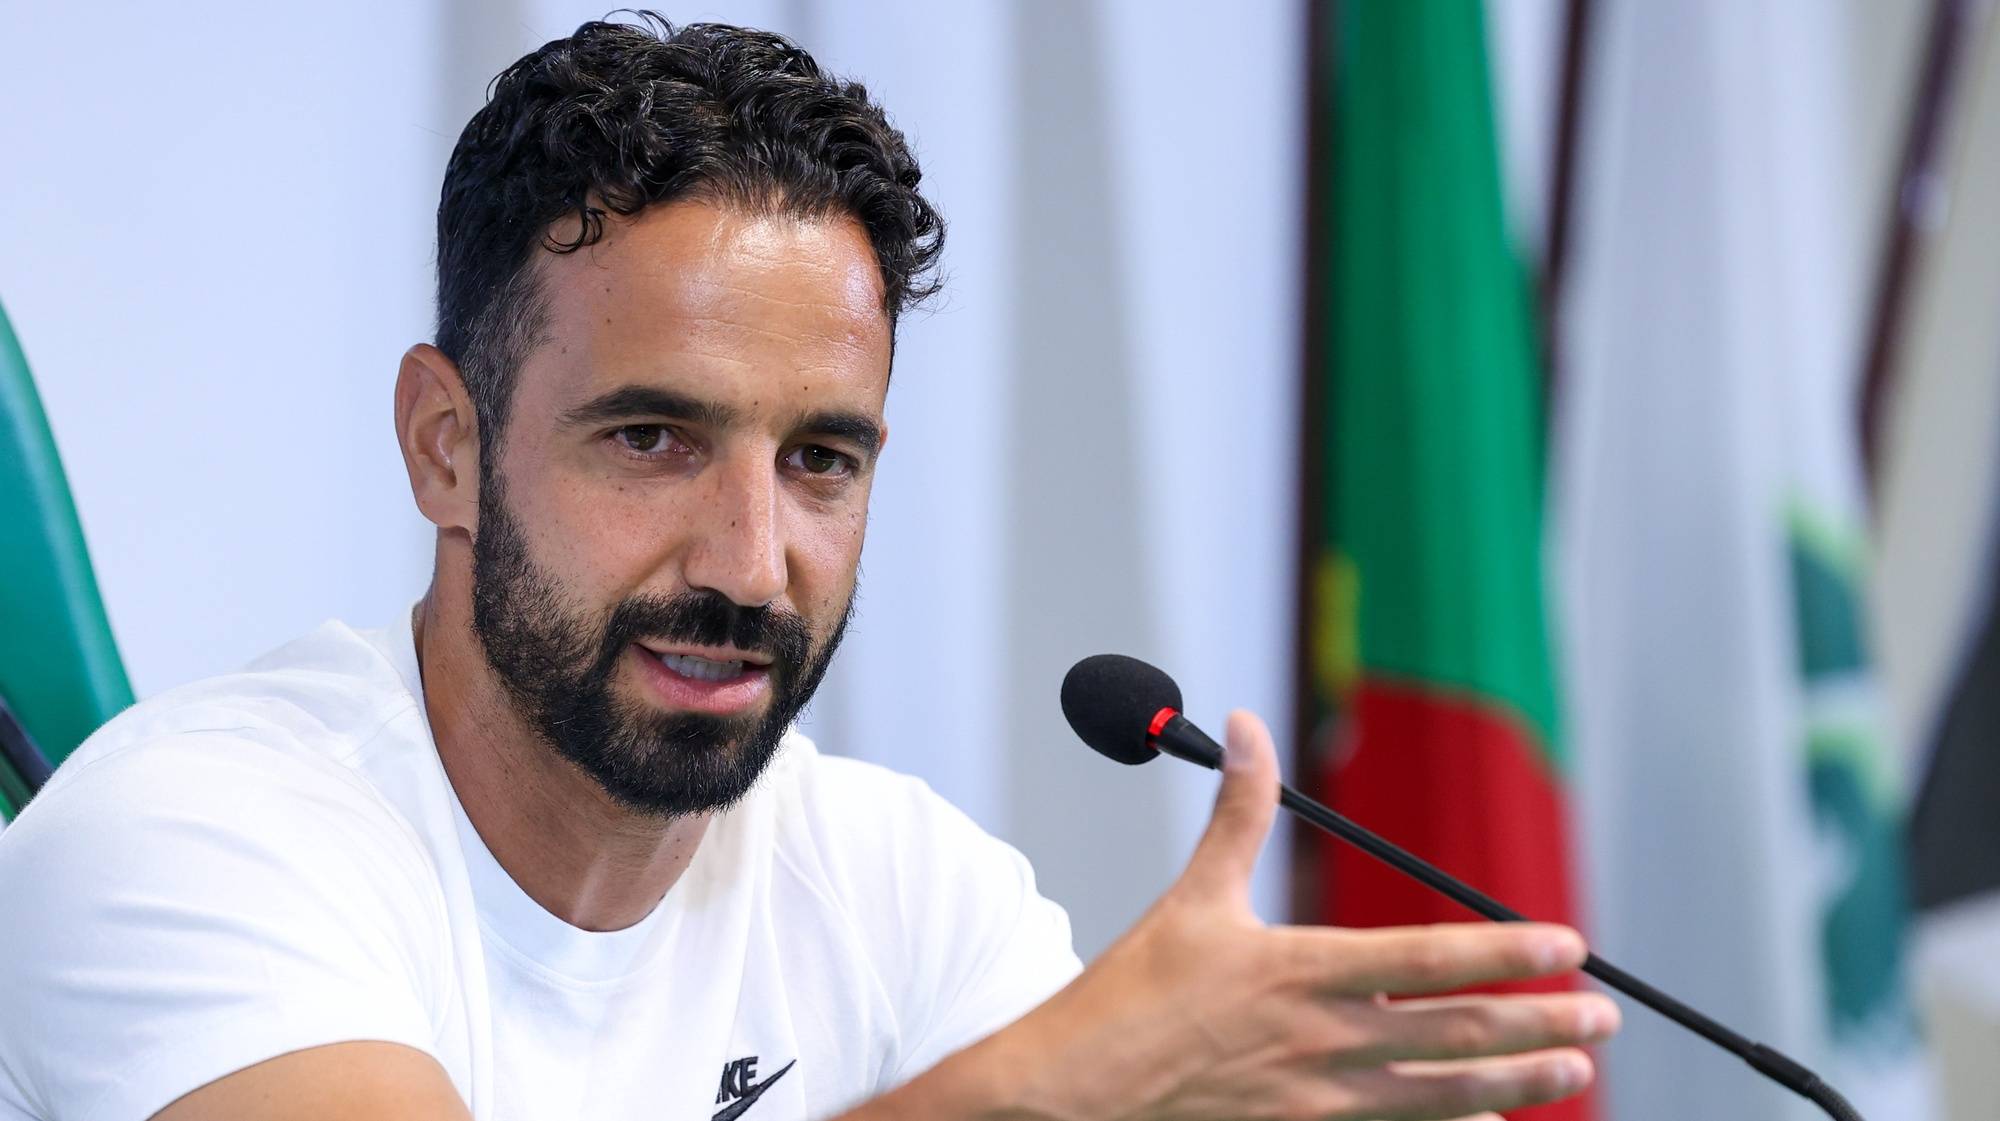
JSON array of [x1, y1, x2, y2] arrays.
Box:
[[1553, 1, 1935, 1118]]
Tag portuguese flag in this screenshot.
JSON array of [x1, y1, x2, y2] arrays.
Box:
[[1303, 3, 1596, 1119]]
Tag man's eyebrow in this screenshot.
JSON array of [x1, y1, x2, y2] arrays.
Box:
[[557, 386, 738, 430], [798, 410, 884, 457]]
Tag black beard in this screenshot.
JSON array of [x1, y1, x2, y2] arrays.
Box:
[[468, 470, 851, 818]]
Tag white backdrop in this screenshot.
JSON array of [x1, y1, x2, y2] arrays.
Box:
[[0, 0, 1302, 955]]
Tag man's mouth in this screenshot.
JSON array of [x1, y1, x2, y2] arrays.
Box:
[[631, 643, 779, 711], [656, 651, 752, 682]]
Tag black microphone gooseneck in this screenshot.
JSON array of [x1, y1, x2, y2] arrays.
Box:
[[1060, 655, 1866, 1121]]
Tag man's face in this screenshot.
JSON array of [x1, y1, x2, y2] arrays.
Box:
[[468, 201, 892, 817]]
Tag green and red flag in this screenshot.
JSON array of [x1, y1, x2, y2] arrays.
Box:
[[1302, 3, 1595, 1119]]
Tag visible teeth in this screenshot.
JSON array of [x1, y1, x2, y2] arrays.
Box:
[[658, 652, 747, 682]]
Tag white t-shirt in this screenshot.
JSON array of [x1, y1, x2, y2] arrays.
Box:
[[0, 615, 1080, 1121]]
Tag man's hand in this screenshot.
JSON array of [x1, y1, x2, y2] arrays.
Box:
[[874, 710, 1619, 1121]]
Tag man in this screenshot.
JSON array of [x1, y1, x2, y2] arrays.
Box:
[[0, 16, 1616, 1121]]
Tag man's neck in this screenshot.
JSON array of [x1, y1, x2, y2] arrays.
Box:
[[412, 582, 709, 933]]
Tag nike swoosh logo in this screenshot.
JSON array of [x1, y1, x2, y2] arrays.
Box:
[[712, 1059, 796, 1121]]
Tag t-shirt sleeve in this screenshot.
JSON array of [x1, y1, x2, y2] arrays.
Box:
[[884, 804, 1082, 1083], [0, 736, 449, 1121], [798, 758, 1082, 1084]]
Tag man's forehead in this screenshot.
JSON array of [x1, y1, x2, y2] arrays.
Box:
[[545, 202, 887, 341], [522, 200, 894, 416]]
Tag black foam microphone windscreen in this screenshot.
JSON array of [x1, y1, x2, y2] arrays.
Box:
[[1060, 654, 1181, 765]]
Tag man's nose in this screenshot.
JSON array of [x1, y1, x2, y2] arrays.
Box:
[[682, 456, 787, 608]]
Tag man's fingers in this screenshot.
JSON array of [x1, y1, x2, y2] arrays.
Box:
[[1276, 922, 1588, 996], [1342, 992, 1620, 1064], [1333, 1048, 1595, 1120], [1179, 709, 1279, 900]]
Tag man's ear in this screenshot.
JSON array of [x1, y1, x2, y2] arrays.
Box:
[[395, 344, 482, 532]]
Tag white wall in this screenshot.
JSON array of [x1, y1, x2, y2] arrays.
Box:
[[0, 0, 444, 696], [0, 0, 1302, 955]]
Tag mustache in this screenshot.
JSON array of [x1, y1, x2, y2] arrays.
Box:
[[598, 590, 812, 671]]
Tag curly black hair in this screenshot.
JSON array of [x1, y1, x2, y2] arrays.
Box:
[[435, 13, 943, 452]]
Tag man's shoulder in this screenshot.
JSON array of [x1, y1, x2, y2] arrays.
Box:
[[0, 623, 457, 1121], [774, 737, 945, 811], [43, 618, 419, 796], [747, 737, 1080, 1071], [754, 735, 1036, 903], [10, 618, 432, 866], [766, 737, 985, 846]]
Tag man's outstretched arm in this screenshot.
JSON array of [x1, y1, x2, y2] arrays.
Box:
[[840, 711, 1615, 1121]]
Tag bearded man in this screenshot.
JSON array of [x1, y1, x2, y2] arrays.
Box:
[[0, 15, 1615, 1121]]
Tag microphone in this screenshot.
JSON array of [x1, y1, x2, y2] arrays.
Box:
[[1060, 653, 1866, 1121]]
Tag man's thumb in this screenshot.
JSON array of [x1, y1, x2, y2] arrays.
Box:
[[1181, 709, 1279, 900]]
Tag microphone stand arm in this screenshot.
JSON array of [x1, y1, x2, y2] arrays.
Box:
[[1274, 785, 1866, 1121]]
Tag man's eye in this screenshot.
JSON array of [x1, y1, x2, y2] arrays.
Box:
[[787, 445, 852, 476], [614, 425, 674, 454]]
